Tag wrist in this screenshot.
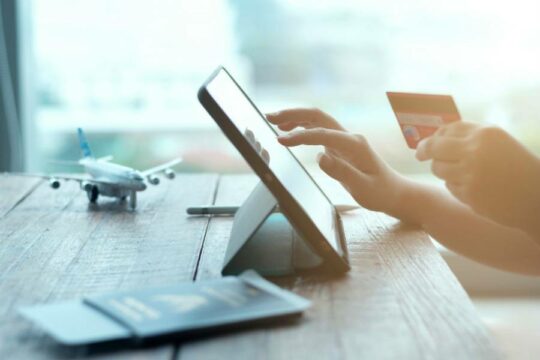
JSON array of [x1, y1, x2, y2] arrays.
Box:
[[522, 156, 540, 241], [385, 175, 429, 224]]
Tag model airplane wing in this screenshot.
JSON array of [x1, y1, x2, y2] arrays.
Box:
[[10, 173, 119, 186], [141, 158, 182, 177]]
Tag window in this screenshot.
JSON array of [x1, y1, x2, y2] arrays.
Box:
[[30, 0, 540, 174]]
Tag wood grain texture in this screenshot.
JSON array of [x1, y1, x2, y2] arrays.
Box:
[[0, 173, 500, 359], [0, 174, 218, 359], [193, 174, 259, 281], [178, 174, 500, 360], [0, 174, 41, 218]]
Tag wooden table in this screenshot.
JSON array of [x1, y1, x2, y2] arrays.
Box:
[[0, 173, 500, 359]]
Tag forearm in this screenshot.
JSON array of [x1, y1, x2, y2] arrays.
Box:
[[511, 156, 540, 242], [393, 180, 540, 275]]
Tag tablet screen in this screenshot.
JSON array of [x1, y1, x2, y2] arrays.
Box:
[[206, 69, 341, 254]]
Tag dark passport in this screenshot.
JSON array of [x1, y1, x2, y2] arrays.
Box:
[[20, 270, 310, 346]]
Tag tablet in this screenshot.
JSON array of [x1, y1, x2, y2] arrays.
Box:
[[198, 67, 350, 273]]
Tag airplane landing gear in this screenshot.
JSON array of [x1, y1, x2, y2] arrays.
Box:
[[87, 186, 99, 203], [129, 191, 137, 209]]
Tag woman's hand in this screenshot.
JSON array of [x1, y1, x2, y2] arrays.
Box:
[[269, 110, 540, 273], [267, 108, 345, 132], [267, 108, 416, 221], [416, 121, 540, 237]]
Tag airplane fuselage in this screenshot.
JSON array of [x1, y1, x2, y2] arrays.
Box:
[[80, 158, 147, 197]]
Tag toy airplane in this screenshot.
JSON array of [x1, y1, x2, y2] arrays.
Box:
[[17, 128, 182, 209]]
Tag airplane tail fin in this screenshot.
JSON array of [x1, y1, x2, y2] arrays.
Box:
[[77, 128, 93, 158]]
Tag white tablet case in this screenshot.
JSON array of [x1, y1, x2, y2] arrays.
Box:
[[222, 182, 323, 276]]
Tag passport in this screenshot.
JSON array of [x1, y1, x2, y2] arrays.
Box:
[[19, 271, 310, 346]]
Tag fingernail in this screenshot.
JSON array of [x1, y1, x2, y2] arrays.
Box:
[[278, 134, 291, 140], [245, 131, 254, 142], [277, 136, 289, 145], [415, 139, 427, 160], [416, 151, 428, 161], [261, 149, 270, 164], [317, 153, 333, 167]]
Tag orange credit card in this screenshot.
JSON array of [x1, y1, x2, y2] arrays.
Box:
[[387, 92, 461, 149]]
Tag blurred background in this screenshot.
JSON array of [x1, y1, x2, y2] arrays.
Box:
[[4, 0, 540, 174], [2, 2, 540, 357]]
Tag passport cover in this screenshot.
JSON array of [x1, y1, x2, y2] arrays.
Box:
[[19, 271, 310, 346]]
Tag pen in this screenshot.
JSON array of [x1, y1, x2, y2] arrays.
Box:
[[186, 204, 359, 215], [186, 206, 240, 215]]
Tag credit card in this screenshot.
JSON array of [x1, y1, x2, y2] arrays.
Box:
[[387, 92, 461, 149]]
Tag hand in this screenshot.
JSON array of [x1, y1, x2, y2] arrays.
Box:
[[416, 121, 540, 236], [267, 107, 345, 132], [244, 128, 270, 164], [267, 108, 414, 219]]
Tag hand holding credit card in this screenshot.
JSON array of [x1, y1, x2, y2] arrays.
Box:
[[387, 92, 461, 149]]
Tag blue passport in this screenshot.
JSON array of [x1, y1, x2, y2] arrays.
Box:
[[19, 271, 310, 346]]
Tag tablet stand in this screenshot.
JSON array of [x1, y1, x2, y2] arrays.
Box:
[[221, 182, 323, 276]]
